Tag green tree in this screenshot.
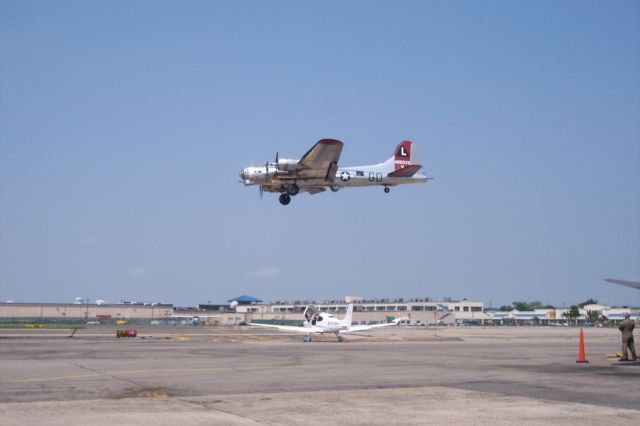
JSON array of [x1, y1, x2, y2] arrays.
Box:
[[529, 301, 543, 309], [512, 301, 530, 311], [499, 305, 513, 312], [586, 310, 600, 323], [563, 305, 581, 325], [578, 298, 598, 308]]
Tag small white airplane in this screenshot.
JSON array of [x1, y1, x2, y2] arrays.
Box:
[[249, 303, 398, 342], [240, 139, 429, 205]]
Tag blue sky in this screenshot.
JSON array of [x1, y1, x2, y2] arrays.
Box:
[[1, 0, 638, 307]]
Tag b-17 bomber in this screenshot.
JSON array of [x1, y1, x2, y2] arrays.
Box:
[[240, 139, 429, 205]]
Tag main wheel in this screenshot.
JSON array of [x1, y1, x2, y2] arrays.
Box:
[[279, 193, 291, 205], [384, 187, 390, 193], [330, 184, 340, 192], [288, 183, 299, 196]]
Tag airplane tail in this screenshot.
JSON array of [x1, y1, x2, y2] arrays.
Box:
[[343, 303, 353, 327], [382, 140, 423, 176]]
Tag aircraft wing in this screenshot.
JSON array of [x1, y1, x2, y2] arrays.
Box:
[[249, 322, 322, 333], [306, 187, 326, 195], [297, 139, 343, 181], [340, 322, 398, 333], [605, 279, 640, 290]]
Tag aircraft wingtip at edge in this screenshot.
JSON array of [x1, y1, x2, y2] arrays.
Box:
[[318, 139, 343, 146], [605, 278, 640, 290]]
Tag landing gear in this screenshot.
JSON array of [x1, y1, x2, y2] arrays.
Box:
[[288, 183, 299, 196], [330, 184, 340, 192], [279, 193, 291, 205], [384, 186, 390, 193], [336, 334, 344, 343], [304, 335, 312, 342]]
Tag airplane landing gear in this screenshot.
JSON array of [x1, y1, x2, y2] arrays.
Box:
[[288, 183, 299, 196], [304, 335, 312, 342], [336, 334, 344, 343], [330, 184, 340, 192], [279, 193, 291, 205], [384, 186, 390, 193]]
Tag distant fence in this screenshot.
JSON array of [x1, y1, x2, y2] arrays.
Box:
[[0, 318, 86, 329]]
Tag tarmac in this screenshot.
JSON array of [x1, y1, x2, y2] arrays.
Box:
[[0, 325, 638, 425]]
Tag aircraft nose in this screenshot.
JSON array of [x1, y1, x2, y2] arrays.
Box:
[[239, 169, 252, 185]]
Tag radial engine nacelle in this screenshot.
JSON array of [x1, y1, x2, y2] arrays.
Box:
[[276, 158, 304, 172]]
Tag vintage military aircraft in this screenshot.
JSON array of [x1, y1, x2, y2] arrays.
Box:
[[239, 139, 428, 205], [249, 303, 398, 342]]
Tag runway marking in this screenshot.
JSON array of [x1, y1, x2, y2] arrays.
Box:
[[1, 356, 512, 385], [1, 363, 345, 384]]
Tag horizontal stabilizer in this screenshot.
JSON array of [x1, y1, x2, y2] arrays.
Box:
[[388, 164, 422, 177]]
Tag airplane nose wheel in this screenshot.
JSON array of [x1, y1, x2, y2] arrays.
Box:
[[384, 186, 390, 193], [279, 193, 291, 205]]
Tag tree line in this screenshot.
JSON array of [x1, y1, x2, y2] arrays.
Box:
[[497, 298, 599, 312], [497, 299, 603, 323]]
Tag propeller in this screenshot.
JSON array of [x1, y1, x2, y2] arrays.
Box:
[[275, 152, 279, 167], [259, 185, 263, 199]]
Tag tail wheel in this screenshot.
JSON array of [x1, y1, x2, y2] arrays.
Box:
[[279, 193, 291, 205], [384, 187, 390, 193], [330, 184, 340, 192], [288, 183, 299, 196]]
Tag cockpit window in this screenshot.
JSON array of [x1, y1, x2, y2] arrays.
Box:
[[316, 315, 323, 322]]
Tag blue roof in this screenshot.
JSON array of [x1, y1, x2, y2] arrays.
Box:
[[512, 313, 547, 318], [607, 313, 639, 319], [228, 295, 262, 303]]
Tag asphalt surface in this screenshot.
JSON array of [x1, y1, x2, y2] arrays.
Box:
[[0, 326, 638, 425]]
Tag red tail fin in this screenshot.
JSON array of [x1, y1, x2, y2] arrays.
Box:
[[394, 140, 414, 171]]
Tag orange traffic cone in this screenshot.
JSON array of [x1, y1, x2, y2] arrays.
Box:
[[576, 327, 588, 363]]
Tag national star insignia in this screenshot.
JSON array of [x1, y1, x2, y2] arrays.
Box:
[[340, 171, 350, 182]]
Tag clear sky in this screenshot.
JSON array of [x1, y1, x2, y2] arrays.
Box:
[[1, 0, 638, 308]]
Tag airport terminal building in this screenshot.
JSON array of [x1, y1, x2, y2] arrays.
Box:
[[235, 298, 487, 326], [2, 298, 637, 326], [0, 298, 488, 326]]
